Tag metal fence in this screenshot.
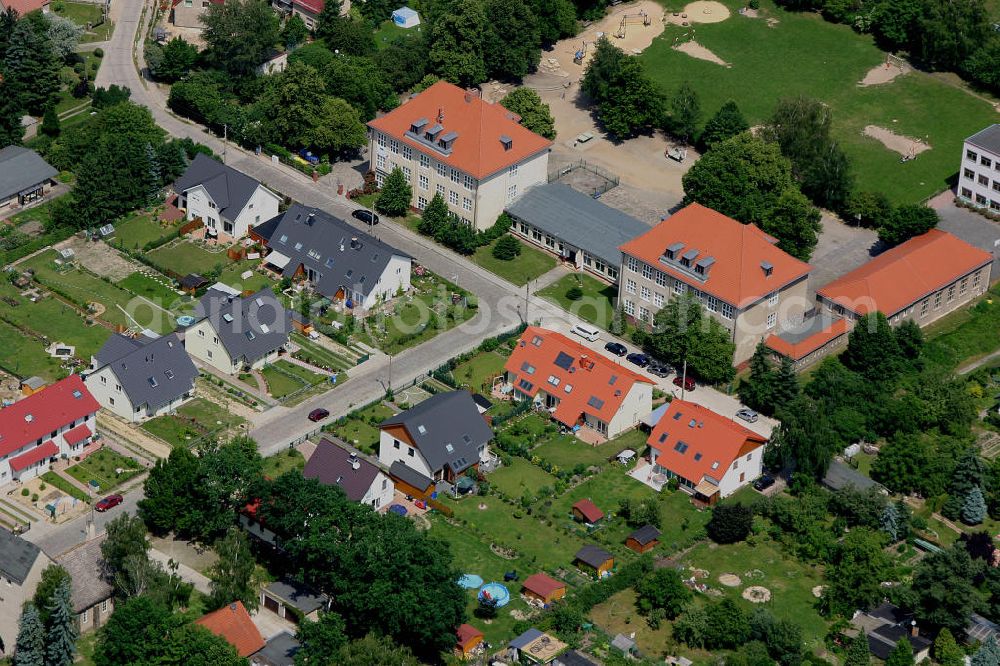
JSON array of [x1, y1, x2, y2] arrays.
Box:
[[548, 159, 620, 197]]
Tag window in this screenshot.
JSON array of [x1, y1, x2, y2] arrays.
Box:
[[436, 183, 445, 196], [766, 312, 777, 329], [640, 285, 651, 301], [463, 174, 474, 190], [402, 146, 412, 161], [721, 303, 734, 319], [509, 164, 518, 177], [109, 397, 114, 406], [625, 279, 636, 295], [977, 194, 988, 205], [389, 139, 399, 154], [961, 277, 969, 294], [419, 154, 429, 169], [393, 439, 400, 449], [980, 174, 990, 186], [448, 190, 459, 206], [450, 168, 460, 183], [965, 168, 976, 180], [968, 149, 978, 161], [623, 299, 635, 315], [507, 184, 517, 201], [975, 271, 982, 287], [463, 197, 472, 212], [81, 609, 89, 624], [992, 200, 1000, 212], [417, 196, 427, 209], [639, 306, 651, 322], [407, 448, 414, 457], [418, 174, 429, 190], [962, 187, 974, 198], [376, 154, 386, 170], [706, 295, 719, 313], [920, 299, 929, 317], [947, 284, 956, 302], [654, 270, 667, 287], [436, 162, 447, 177], [673, 280, 685, 295], [934, 291, 942, 309], [627, 256, 640, 273], [642, 264, 654, 280], [377, 133, 387, 148], [994, 181, 1000, 192], [100, 600, 109, 613], [402, 166, 411, 180], [983, 156, 993, 168], [654, 292, 664, 308], [733, 459, 739, 470], [768, 291, 778, 306], [101, 376, 107, 384]]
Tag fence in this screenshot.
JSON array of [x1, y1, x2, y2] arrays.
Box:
[[548, 159, 620, 196]]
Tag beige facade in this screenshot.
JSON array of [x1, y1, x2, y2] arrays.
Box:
[[0, 548, 52, 658], [185, 318, 282, 375], [171, 0, 212, 28]]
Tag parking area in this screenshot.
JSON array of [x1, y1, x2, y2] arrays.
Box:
[[930, 191, 1000, 281], [806, 214, 880, 297]]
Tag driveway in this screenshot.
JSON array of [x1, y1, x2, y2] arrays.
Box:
[[806, 213, 879, 297], [929, 190, 1000, 281]]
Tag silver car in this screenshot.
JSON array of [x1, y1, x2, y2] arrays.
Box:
[[736, 408, 759, 423]]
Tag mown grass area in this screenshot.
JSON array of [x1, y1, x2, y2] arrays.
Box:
[[147, 239, 232, 277], [56, 1, 113, 41], [450, 350, 508, 394], [218, 260, 278, 294], [489, 457, 560, 497], [640, 0, 1000, 204], [921, 283, 1000, 371], [66, 448, 143, 492], [325, 402, 396, 454], [0, 318, 65, 380], [532, 426, 647, 471], [263, 448, 305, 478], [0, 281, 111, 360], [373, 18, 420, 49], [112, 212, 177, 251], [537, 273, 617, 329], [6, 194, 70, 228], [291, 332, 355, 372], [142, 398, 245, 448], [40, 471, 89, 502], [120, 272, 180, 305], [260, 360, 326, 399], [471, 238, 557, 286]]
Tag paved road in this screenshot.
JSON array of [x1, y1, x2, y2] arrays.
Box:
[[24, 488, 144, 558]]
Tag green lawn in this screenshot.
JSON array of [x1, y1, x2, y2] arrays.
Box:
[[120, 272, 181, 306], [263, 448, 305, 478], [373, 18, 422, 49], [40, 471, 89, 502], [6, 194, 70, 228], [142, 398, 245, 448], [0, 318, 64, 380], [922, 284, 1000, 371], [450, 350, 508, 394], [112, 212, 177, 251], [260, 360, 326, 399], [471, 238, 557, 286], [533, 426, 648, 471], [489, 457, 560, 497], [147, 239, 231, 278], [291, 332, 355, 372], [218, 260, 278, 294], [56, 1, 113, 41], [537, 273, 617, 329], [65, 448, 143, 492], [326, 402, 396, 454], [639, 0, 1000, 204], [0, 281, 112, 360]]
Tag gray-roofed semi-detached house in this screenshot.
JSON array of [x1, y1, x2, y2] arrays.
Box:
[[378, 390, 493, 484], [253, 204, 412, 310], [0, 146, 58, 209], [959, 124, 1000, 213], [55, 535, 114, 634], [185, 287, 291, 374], [173, 153, 281, 241], [505, 183, 649, 283], [0, 530, 53, 658], [85, 333, 198, 423], [304, 438, 395, 509]]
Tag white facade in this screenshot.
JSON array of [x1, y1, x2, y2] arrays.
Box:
[[605, 383, 654, 439], [363, 471, 395, 510], [0, 549, 52, 659], [184, 318, 281, 375], [84, 366, 193, 423], [714, 445, 765, 498], [368, 129, 548, 231], [378, 430, 434, 478], [958, 140, 1000, 214], [179, 183, 280, 240], [357, 254, 412, 310], [0, 413, 97, 484]]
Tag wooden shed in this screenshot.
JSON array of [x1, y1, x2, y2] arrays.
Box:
[[626, 525, 661, 554], [575, 544, 614, 578], [455, 623, 484, 659], [521, 572, 566, 605], [571, 499, 604, 525]]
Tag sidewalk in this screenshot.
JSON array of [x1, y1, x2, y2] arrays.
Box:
[[149, 547, 212, 594], [195, 361, 276, 406]]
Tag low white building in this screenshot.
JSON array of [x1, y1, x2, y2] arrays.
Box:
[[959, 124, 1000, 214], [304, 438, 394, 510], [85, 333, 199, 423]]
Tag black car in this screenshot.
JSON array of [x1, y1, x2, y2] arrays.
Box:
[[604, 342, 628, 357], [753, 475, 776, 492], [352, 209, 379, 226], [648, 362, 672, 378], [626, 352, 650, 368]]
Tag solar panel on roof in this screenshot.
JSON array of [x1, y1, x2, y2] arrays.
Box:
[[587, 396, 604, 409], [674, 441, 688, 453], [554, 351, 574, 370]]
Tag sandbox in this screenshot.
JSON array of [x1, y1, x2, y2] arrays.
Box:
[[863, 124, 931, 157], [667, 1, 731, 25]]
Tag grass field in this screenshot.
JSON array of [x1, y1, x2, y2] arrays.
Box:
[[120, 272, 180, 306], [56, 1, 113, 41], [113, 213, 177, 250], [260, 360, 325, 399], [0, 318, 65, 380], [147, 239, 231, 277], [142, 398, 244, 448], [7, 195, 70, 228], [65, 448, 143, 492], [0, 281, 111, 360], [263, 448, 305, 478], [218, 260, 278, 294], [533, 426, 647, 470], [537, 273, 617, 329], [373, 18, 422, 49], [326, 402, 395, 454], [450, 350, 508, 393], [471, 238, 557, 286], [40, 471, 89, 502], [489, 457, 560, 497], [639, 0, 1000, 203]]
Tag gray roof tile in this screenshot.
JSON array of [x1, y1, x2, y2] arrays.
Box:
[[55, 535, 112, 613], [304, 439, 382, 502], [0, 146, 58, 202], [195, 288, 291, 363], [967, 124, 1000, 155], [94, 333, 198, 410], [0, 529, 43, 585], [173, 153, 263, 220]]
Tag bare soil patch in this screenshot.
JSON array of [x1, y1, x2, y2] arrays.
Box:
[[666, 0, 731, 25], [862, 124, 931, 157], [859, 62, 911, 86], [672, 40, 730, 67], [58, 236, 145, 281], [719, 573, 742, 587], [554, 0, 665, 70], [742, 585, 772, 603]]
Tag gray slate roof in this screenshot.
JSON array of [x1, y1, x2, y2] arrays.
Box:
[[304, 438, 383, 502], [173, 153, 264, 220], [94, 333, 198, 410], [967, 124, 1000, 155], [55, 535, 112, 613], [575, 544, 613, 568], [0, 146, 57, 202], [823, 460, 881, 493], [510, 627, 544, 650], [195, 287, 291, 364], [628, 525, 661, 546], [264, 578, 327, 614], [558, 650, 599, 666], [380, 390, 493, 475], [0, 528, 43, 585], [505, 183, 650, 267], [388, 460, 434, 491], [251, 631, 300, 666], [255, 204, 411, 301]]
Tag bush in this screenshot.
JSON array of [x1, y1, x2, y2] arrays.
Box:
[[492, 235, 522, 260], [566, 286, 584, 301], [94, 47, 104, 58], [707, 503, 753, 544], [21, 488, 29, 496]]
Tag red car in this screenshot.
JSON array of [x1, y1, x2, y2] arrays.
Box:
[[308, 408, 330, 422], [672, 375, 696, 391], [95, 494, 123, 512]]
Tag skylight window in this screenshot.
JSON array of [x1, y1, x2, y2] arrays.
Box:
[[223, 313, 234, 323], [689, 419, 697, 428], [711, 461, 719, 470], [255, 298, 264, 306], [308, 249, 321, 260], [554, 352, 574, 371], [260, 324, 270, 334], [325, 257, 336, 268], [694, 452, 702, 461], [148, 377, 158, 387], [72, 390, 82, 399], [278, 234, 288, 244], [609, 375, 618, 385], [658, 433, 668, 443], [531, 336, 543, 346], [586, 396, 604, 410], [462, 434, 471, 443], [547, 375, 560, 386], [564, 384, 573, 394], [294, 242, 303, 251], [521, 361, 536, 375], [673, 412, 682, 421], [673, 441, 689, 454], [417, 425, 427, 434], [445, 443, 454, 453], [518, 379, 534, 392], [245, 331, 256, 341], [165, 370, 174, 379]]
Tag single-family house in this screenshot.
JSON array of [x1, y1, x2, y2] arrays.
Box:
[[290, 0, 322, 28], [0, 531, 53, 658], [253, 204, 412, 311], [850, 603, 932, 662], [185, 287, 291, 374], [0, 146, 57, 210], [574, 545, 614, 578], [367, 81, 552, 230], [304, 438, 395, 510], [646, 399, 766, 504], [260, 578, 328, 624], [503, 327, 654, 439], [55, 535, 114, 634], [0, 375, 99, 484], [455, 623, 484, 659], [388, 460, 436, 500], [508, 628, 570, 665], [571, 498, 604, 525], [378, 390, 493, 484], [85, 333, 198, 423], [173, 153, 281, 241], [251, 632, 300, 666], [958, 124, 1000, 213], [626, 525, 661, 553], [195, 601, 266, 657], [619, 203, 813, 365], [170, 0, 222, 28], [521, 573, 566, 605]]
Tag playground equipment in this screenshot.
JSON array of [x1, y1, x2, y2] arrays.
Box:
[[574, 40, 589, 64], [615, 10, 651, 38]]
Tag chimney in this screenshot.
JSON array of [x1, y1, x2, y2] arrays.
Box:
[[307, 212, 315, 225], [761, 261, 774, 277], [464, 91, 472, 103], [437, 107, 444, 123], [910, 621, 918, 637], [351, 237, 359, 250]]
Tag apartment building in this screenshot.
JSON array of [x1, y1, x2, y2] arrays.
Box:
[[366, 81, 551, 230], [958, 124, 1000, 213]]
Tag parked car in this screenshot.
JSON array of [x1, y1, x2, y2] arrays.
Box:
[[95, 494, 123, 512], [298, 149, 320, 165], [672, 375, 695, 391], [604, 342, 628, 357], [648, 362, 673, 378], [736, 408, 759, 423], [626, 352, 650, 368], [753, 475, 776, 492], [352, 209, 379, 226], [308, 408, 330, 422], [570, 322, 600, 342]]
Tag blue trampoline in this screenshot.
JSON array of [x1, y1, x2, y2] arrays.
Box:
[[478, 582, 510, 607], [457, 574, 483, 589], [388, 504, 408, 516], [176, 315, 195, 326]]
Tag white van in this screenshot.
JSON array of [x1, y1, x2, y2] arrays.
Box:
[[570, 322, 600, 342]]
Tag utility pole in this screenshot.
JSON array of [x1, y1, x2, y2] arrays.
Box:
[[524, 281, 529, 324]]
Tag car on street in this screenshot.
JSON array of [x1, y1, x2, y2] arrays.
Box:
[[672, 375, 696, 391], [753, 475, 776, 492], [308, 408, 330, 422], [95, 494, 124, 512], [736, 408, 759, 423], [648, 362, 673, 378], [352, 209, 379, 226], [626, 352, 650, 368], [604, 342, 627, 357]]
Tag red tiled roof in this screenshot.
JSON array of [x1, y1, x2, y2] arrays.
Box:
[[367, 81, 552, 181], [619, 203, 812, 308], [816, 229, 992, 317], [195, 601, 265, 657], [456, 623, 484, 647], [572, 499, 604, 523], [765, 319, 849, 361], [647, 400, 766, 486], [10, 441, 59, 472], [0, 376, 100, 459], [522, 572, 565, 599], [0, 0, 49, 15], [292, 0, 322, 13], [504, 327, 652, 428], [62, 424, 92, 446]]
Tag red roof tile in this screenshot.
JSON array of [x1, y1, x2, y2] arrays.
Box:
[[292, 0, 322, 13], [0, 376, 100, 459], [62, 423, 92, 446], [456, 623, 484, 647], [572, 499, 604, 523], [647, 400, 766, 486], [195, 601, 265, 657], [9, 440, 58, 472], [0, 0, 49, 15], [367, 81, 552, 180], [619, 203, 812, 308], [765, 319, 849, 361], [816, 229, 992, 317], [503, 327, 653, 428], [522, 572, 565, 599]]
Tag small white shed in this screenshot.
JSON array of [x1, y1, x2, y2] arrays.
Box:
[[391, 6, 420, 28]]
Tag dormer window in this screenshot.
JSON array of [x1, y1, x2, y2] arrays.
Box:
[[499, 135, 512, 151], [761, 261, 773, 277], [410, 118, 428, 134], [664, 242, 684, 261]]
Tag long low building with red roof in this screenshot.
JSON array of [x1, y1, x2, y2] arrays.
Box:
[[367, 81, 552, 230], [0, 375, 99, 483], [647, 399, 767, 503], [503, 327, 653, 439]]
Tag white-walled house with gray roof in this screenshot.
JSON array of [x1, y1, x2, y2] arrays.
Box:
[[0, 530, 52, 659], [173, 153, 281, 241], [959, 124, 1000, 213], [0, 146, 58, 210]]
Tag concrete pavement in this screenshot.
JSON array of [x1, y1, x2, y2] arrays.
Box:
[[24, 487, 144, 558]]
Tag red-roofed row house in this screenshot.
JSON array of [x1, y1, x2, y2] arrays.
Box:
[[0, 375, 99, 484]]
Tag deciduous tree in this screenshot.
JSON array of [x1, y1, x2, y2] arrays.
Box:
[[376, 167, 412, 217], [668, 81, 700, 143], [532, 0, 576, 43], [308, 97, 367, 158], [417, 192, 449, 237], [635, 568, 691, 619], [821, 528, 891, 617], [428, 0, 487, 86], [208, 529, 258, 611], [501, 87, 556, 139], [281, 14, 309, 49], [912, 546, 975, 634], [877, 204, 938, 247], [647, 291, 735, 384], [45, 13, 82, 60], [295, 611, 347, 666], [322, 54, 397, 121], [706, 503, 753, 544], [700, 99, 748, 149], [202, 0, 280, 76], [484, 0, 540, 80]]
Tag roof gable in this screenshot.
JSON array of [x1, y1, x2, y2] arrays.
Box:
[[195, 601, 266, 657], [173, 153, 265, 220], [0, 529, 43, 585], [0, 375, 100, 458], [304, 438, 381, 502], [522, 572, 564, 598], [0, 145, 57, 201], [94, 333, 199, 409], [572, 499, 604, 523], [195, 287, 291, 362]]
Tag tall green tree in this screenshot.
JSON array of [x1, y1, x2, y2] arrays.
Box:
[[700, 100, 748, 149], [706, 504, 753, 544], [844, 190, 893, 229], [207, 529, 258, 611], [202, 0, 280, 76], [307, 97, 367, 157], [5, 18, 61, 114], [635, 569, 692, 619], [532, 0, 576, 43], [315, 17, 376, 56], [321, 55, 397, 121], [373, 35, 429, 92], [647, 292, 736, 384], [13, 603, 45, 666], [40, 105, 60, 137], [877, 204, 938, 247], [483, 0, 540, 80], [295, 611, 347, 666], [140, 446, 201, 535], [417, 192, 449, 237], [739, 341, 775, 414], [428, 0, 487, 86], [943, 448, 986, 520], [92, 597, 174, 666], [821, 528, 892, 617], [912, 546, 975, 634], [581, 37, 663, 138], [885, 638, 914, 666], [844, 632, 871, 666], [894, 319, 923, 360], [32, 564, 71, 629], [840, 312, 902, 382], [45, 578, 77, 666], [764, 187, 822, 261], [581, 36, 624, 103], [973, 636, 1000, 666], [668, 81, 700, 143], [153, 37, 199, 82], [0, 65, 24, 147], [501, 87, 556, 139], [770, 356, 799, 412], [264, 61, 328, 149], [281, 14, 309, 49], [932, 628, 964, 666], [376, 167, 412, 216], [313, 0, 344, 37], [962, 486, 988, 525], [768, 393, 838, 479]]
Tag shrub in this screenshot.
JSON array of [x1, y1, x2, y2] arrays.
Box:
[[21, 488, 29, 496], [31, 493, 38, 502], [707, 503, 753, 544], [492, 235, 522, 261], [94, 47, 104, 58], [566, 286, 584, 301]]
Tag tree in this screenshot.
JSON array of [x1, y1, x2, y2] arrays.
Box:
[[763, 187, 822, 261], [186, 436, 263, 541], [841, 312, 902, 382], [595, 57, 663, 139], [102, 513, 151, 582], [943, 448, 986, 520], [740, 341, 775, 414], [877, 204, 938, 247], [962, 486, 987, 525], [964, 38, 1000, 91], [484, 0, 540, 80], [154, 37, 199, 82], [844, 190, 893, 228], [40, 105, 60, 137], [492, 235, 522, 260], [532, 0, 576, 44], [880, 502, 904, 542], [334, 634, 421, 666], [316, 17, 376, 56], [428, 0, 487, 86], [706, 503, 753, 544], [295, 611, 348, 666], [208, 529, 258, 611], [375, 167, 412, 216], [768, 394, 838, 479], [635, 568, 692, 619], [32, 564, 71, 629], [913, 0, 989, 71], [501, 87, 556, 139], [581, 36, 624, 104], [92, 596, 174, 666], [321, 54, 397, 121], [0, 65, 24, 147], [701, 100, 749, 150], [307, 97, 367, 157], [159, 624, 246, 666], [45, 13, 83, 60], [140, 446, 200, 534], [749, 608, 802, 666], [771, 356, 799, 412], [821, 528, 892, 617], [844, 632, 871, 666], [13, 603, 45, 666], [45, 578, 77, 666], [885, 638, 914, 666], [704, 598, 751, 649], [973, 636, 1000, 666], [373, 35, 429, 92], [313, 0, 344, 40], [912, 546, 975, 634], [618, 497, 661, 528], [933, 628, 964, 666], [894, 320, 923, 360], [5, 19, 61, 114], [417, 192, 449, 237], [281, 14, 309, 49], [202, 0, 280, 77], [92, 84, 132, 109], [668, 81, 700, 143], [803, 140, 853, 212], [263, 61, 328, 150], [647, 292, 736, 384]]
